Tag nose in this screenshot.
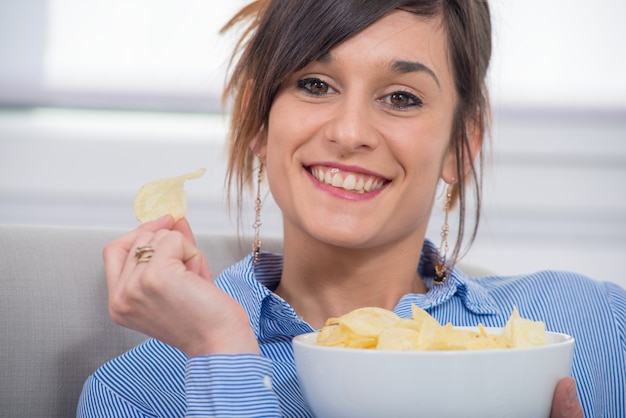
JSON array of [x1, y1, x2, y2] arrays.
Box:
[[323, 95, 380, 153]]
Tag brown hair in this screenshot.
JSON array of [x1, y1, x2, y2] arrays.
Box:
[[221, 0, 492, 264]]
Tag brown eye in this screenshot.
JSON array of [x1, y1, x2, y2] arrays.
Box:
[[297, 78, 331, 96], [387, 91, 422, 109], [390, 93, 410, 106], [310, 81, 328, 94]]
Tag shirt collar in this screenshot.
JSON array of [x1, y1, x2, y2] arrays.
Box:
[[394, 239, 499, 316], [216, 240, 500, 340], [215, 252, 313, 341]]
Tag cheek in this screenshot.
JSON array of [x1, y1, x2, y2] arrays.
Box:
[[267, 93, 309, 134], [265, 99, 325, 170], [266, 105, 298, 158], [268, 89, 332, 142], [264, 107, 298, 203], [387, 120, 452, 176], [264, 149, 289, 216], [263, 141, 284, 199]]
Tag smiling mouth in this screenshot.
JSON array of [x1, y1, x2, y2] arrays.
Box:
[[308, 166, 389, 194]]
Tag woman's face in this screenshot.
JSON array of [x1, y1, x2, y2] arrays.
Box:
[[261, 10, 459, 249]]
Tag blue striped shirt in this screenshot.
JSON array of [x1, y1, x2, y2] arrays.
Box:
[[78, 240, 626, 417]]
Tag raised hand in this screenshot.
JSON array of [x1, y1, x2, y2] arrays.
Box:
[[104, 215, 260, 357]]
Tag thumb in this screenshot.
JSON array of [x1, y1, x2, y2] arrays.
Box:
[[173, 218, 213, 281], [550, 377, 583, 418], [173, 217, 196, 245]]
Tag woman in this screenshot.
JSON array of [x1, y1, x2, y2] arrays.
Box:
[[79, 1, 624, 417]]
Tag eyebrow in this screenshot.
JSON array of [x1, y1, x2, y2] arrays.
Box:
[[316, 53, 441, 89], [317, 52, 332, 63], [392, 60, 440, 88]]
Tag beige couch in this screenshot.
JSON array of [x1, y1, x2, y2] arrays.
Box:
[[0, 224, 282, 418]]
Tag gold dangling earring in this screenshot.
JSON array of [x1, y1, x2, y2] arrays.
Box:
[[252, 158, 264, 263], [434, 184, 452, 283]]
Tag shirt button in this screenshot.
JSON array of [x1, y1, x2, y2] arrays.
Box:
[[262, 375, 273, 390]]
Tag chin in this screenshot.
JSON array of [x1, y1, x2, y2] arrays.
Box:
[[308, 226, 380, 250]]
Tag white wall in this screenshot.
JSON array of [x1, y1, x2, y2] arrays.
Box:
[[2, 0, 625, 109], [0, 0, 246, 110], [490, 0, 626, 109], [0, 1, 625, 287]]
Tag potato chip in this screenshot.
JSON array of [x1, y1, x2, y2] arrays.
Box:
[[339, 307, 401, 338], [504, 307, 546, 347], [133, 168, 206, 223], [317, 321, 379, 349], [395, 318, 422, 332], [317, 323, 348, 347], [317, 304, 546, 351], [344, 330, 379, 349], [411, 305, 443, 330], [376, 326, 421, 350]]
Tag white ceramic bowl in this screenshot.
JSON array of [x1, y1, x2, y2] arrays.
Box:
[[293, 328, 574, 418]]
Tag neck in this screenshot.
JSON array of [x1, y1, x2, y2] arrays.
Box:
[[274, 229, 427, 330]]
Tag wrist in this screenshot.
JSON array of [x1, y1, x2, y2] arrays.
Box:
[[185, 312, 260, 357]]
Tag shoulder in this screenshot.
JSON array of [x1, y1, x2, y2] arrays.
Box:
[[474, 269, 614, 302], [474, 269, 626, 308], [471, 270, 625, 337]]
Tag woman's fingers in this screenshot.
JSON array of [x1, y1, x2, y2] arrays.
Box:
[[105, 221, 212, 322], [103, 215, 175, 278], [103, 225, 255, 356], [184, 249, 212, 280], [148, 229, 202, 270], [170, 218, 212, 279], [169, 218, 210, 278], [104, 215, 176, 311], [173, 217, 196, 245]]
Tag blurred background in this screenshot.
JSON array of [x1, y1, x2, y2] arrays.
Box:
[[1, 0, 624, 286]]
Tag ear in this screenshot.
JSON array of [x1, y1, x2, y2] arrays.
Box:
[[249, 127, 267, 160], [441, 118, 483, 184]]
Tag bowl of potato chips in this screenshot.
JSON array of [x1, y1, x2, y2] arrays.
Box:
[[293, 306, 574, 418]]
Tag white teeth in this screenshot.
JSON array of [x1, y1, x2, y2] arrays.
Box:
[[356, 177, 364, 191], [324, 170, 332, 184], [331, 173, 343, 187], [311, 167, 385, 193], [343, 175, 356, 190]]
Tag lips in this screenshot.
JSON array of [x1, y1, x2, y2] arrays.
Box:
[[308, 165, 388, 194]]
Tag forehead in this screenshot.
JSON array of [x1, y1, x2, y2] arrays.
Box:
[[317, 10, 450, 83]]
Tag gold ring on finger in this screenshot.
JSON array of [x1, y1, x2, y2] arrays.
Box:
[[135, 245, 155, 264]]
